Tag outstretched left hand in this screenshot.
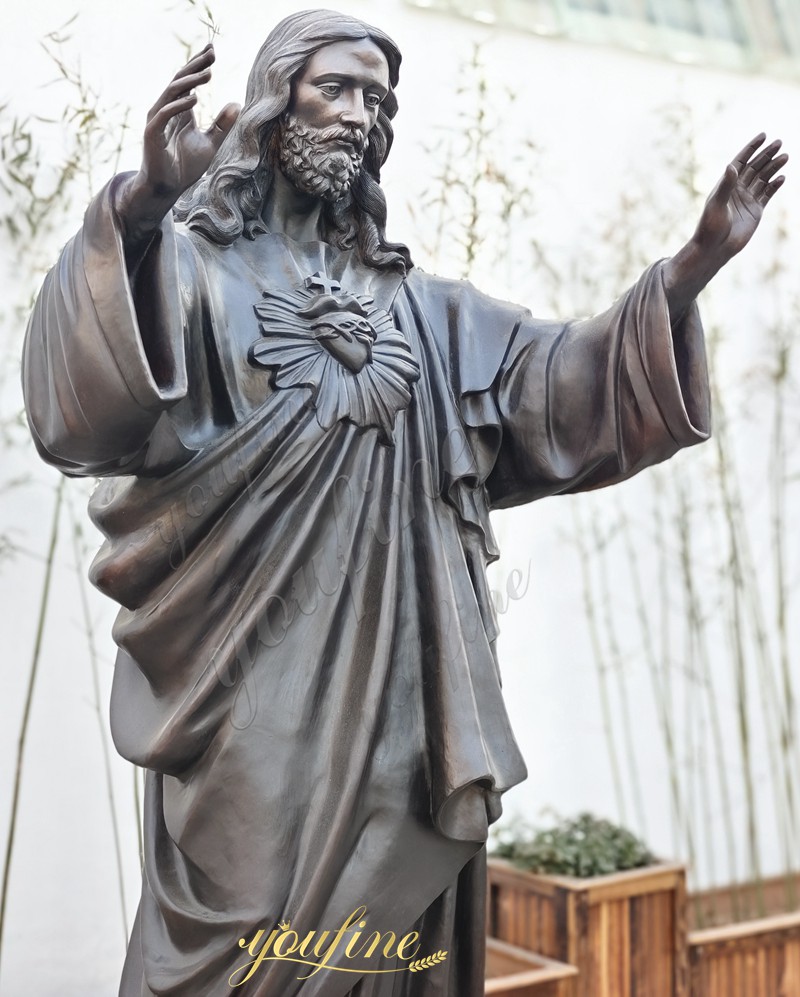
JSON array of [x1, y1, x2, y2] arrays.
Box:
[[693, 133, 787, 263], [663, 133, 787, 320]]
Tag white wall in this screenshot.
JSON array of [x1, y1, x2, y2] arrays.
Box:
[[1, 1, 798, 993]]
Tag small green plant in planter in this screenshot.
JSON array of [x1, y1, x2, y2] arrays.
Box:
[[491, 812, 656, 877]]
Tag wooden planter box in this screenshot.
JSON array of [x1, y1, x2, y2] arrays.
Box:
[[488, 858, 688, 997], [486, 937, 578, 997], [688, 877, 800, 997], [688, 911, 800, 996]]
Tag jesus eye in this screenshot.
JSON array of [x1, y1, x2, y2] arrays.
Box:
[[365, 93, 382, 108], [317, 84, 342, 98]]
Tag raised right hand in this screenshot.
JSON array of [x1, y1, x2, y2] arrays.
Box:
[[118, 44, 240, 242]]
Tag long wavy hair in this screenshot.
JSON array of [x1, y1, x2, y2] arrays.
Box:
[[174, 10, 412, 273]]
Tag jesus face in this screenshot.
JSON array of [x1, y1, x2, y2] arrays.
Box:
[[277, 38, 391, 202]]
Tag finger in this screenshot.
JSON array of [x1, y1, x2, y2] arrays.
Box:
[[752, 152, 789, 186], [146, 94, 198, 138], [205, 102, 241, 149], [740, 138, 782, 179], [731, 132, 766, 168], [760, 174, 786, 205], [172, 43, 215, 83], [148, 68, 212, 121]]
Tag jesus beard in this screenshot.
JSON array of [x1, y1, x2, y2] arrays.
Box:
[[277, 114, 367, 202]]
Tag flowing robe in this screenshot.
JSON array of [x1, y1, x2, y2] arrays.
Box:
[[22, 174, 711, 996]]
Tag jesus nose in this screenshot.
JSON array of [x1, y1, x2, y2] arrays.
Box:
[[339, 93, 367, 130]]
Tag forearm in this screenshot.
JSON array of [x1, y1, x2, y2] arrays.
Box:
[[114, 171, 182, 266], [662, 239, 728, 326]]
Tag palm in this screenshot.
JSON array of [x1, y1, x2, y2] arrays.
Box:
[[153, 110, 223, 193]]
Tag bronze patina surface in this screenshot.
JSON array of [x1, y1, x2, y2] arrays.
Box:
[[22, 10, 786, 995]]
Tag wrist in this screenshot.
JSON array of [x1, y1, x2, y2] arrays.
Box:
[[115, 172, 179, 246], [664, 238, 725, 302]]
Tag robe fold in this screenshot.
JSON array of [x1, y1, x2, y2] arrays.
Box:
[[22, 173, 711, 996]]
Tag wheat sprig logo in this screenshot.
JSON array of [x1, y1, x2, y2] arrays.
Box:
[[409, 950, 448, 972]]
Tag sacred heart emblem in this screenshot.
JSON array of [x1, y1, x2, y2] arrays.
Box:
[[249, 272, 420, 442], [299, 294, 375, 373]]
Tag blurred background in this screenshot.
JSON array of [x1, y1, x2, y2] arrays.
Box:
[[1, 0, 798, 992]]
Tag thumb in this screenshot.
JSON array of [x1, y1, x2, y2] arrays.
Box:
[[207, 102, 241, 149], [713, 163, 738, 204]]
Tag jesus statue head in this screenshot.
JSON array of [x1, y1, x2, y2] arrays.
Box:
[[175, 10, 412, 273]]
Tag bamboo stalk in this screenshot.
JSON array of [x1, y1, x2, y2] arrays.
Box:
[[617, 490, 700, 896], [766, 280, 800, 907], [711, 397, 765, 917], [590, 508, 648, 836], [671, 476, 738, 918], [664, 473, 720, 923], [731, 473, 799, 887], [650, 476, 682, 858], [0, 477, 64, 971], [718, 362, 799, 890], [770, 362, 800, 908], [572, 500, 628, 824]]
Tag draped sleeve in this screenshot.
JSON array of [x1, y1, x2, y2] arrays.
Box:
[[402, 261, 710, 528], [486, 261, 710, 507], [21, 173, 194, 477]]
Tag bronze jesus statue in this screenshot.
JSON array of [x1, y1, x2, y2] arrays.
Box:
[[22, 9, 785, 996]]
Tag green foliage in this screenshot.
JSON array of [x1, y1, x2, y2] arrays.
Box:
[[492, 813, 656, 878]]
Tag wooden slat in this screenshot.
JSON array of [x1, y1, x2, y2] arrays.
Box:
[[689, 909, 800, 946], [585, 866, 685, 905], [629, 894, 647, 997], [674, 859, 689, 997], [616, 899, 631, 997], [786, 932, 800, 993]]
